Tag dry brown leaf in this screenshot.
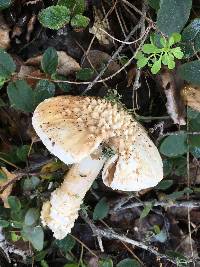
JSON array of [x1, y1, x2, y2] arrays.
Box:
[[0, 15, 11, 49], [127, 66, 136, 87], [0, 168, 17, 208], [82, 50, 120, 79], [182, 85, 200, 112], [89, 7, 113, 47], [18, 65, 46, 87], [157, 68, 186, 125], [26, 51, 80, 76]]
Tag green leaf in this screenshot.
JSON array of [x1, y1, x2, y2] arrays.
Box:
[[40, 260, 49, 267], [117, 258, 141, 267], [167, 187, 192, 200], [10, 210, 23, 222], [148, 0, 160, 11], [142, 44, 160, 54], [16, 145, 29, 162], [137, 56, 148, 68], [191, 147, 200, 158], [38, 6, 71, 30], [93, 197, 109, 221], [0, 0, 12, 10], [160, 37, 167, 47], [161, 54, 168, 65], [157, 0, 192, 36], [23, 176, 40, 191], [171, 47, 184, 59], [99, 259, 113, 267], [168, 36, 175, 47], [182, 19, 200, 42], [7, 80, 34, 112], [55, 235, 76, 253], [189, 135, 200, 147], [34, 79, 55, 105], [0, 98, 5, 107], [187, 107, 200, 120], [0, 169, 7, 182], [154, 229, 167, 243], [163, 159, 173, 176], [24, 208, 40, 226], [10, 220, 23, 228], [57, 0, 85, 14], [7, 196, 21, 211], [151, 59, 161, 74], [0, 219, 9, 227], [160, 134, 187, 157], [0, 49, 16, 78], [34, 250, 48, 261], [22, 225, 44, 251], [179, 60, 200, 85], [41, 47, 58, 75], [156, 180, 173, 190], [71, 14, 89, 29], [167, 53, 175, 69], [11, 231, 21, 241], [171, 33, 182, 43], [76, 68, 94, 81], [140, 202, 153, 219]]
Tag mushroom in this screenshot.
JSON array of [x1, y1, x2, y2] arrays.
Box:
[[32, 95, 163, 239]]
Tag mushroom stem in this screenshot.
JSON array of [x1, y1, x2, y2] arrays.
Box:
[[41, 152, 106, 240]]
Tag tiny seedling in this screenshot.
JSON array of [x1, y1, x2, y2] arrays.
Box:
[[136, 33, 184, 74]]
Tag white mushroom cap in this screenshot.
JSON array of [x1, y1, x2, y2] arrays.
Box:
[[32, 95, 163, 190], [102, 134, 163, 191], [32, 96, 103, 164]]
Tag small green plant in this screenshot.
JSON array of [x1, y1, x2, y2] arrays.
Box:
[[104, 89, 122, 105], [38, 0, 89, 30], [136, 33, 184, 74], [0, 196, 44, 251]]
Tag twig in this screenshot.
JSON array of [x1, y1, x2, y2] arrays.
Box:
[[132, 2, 148, 107], [69, 234, 98, 258], [0, 158, 53, 193], [186, 106, 195, 267], [82, 213, 177, 265], [112, 200, 200, 213], [82, 13, 149, 94]]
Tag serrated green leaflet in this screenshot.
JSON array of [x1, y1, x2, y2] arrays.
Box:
[[71, 14, 89, 28], [57, 0, 85, 14], [38, 6, 71, 30]]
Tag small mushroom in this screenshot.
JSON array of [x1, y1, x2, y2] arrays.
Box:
[[32, 95, 163, 239]]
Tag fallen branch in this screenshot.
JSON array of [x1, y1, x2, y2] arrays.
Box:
[[82, 213, 178, 265], [112, 200, 200, 213]]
